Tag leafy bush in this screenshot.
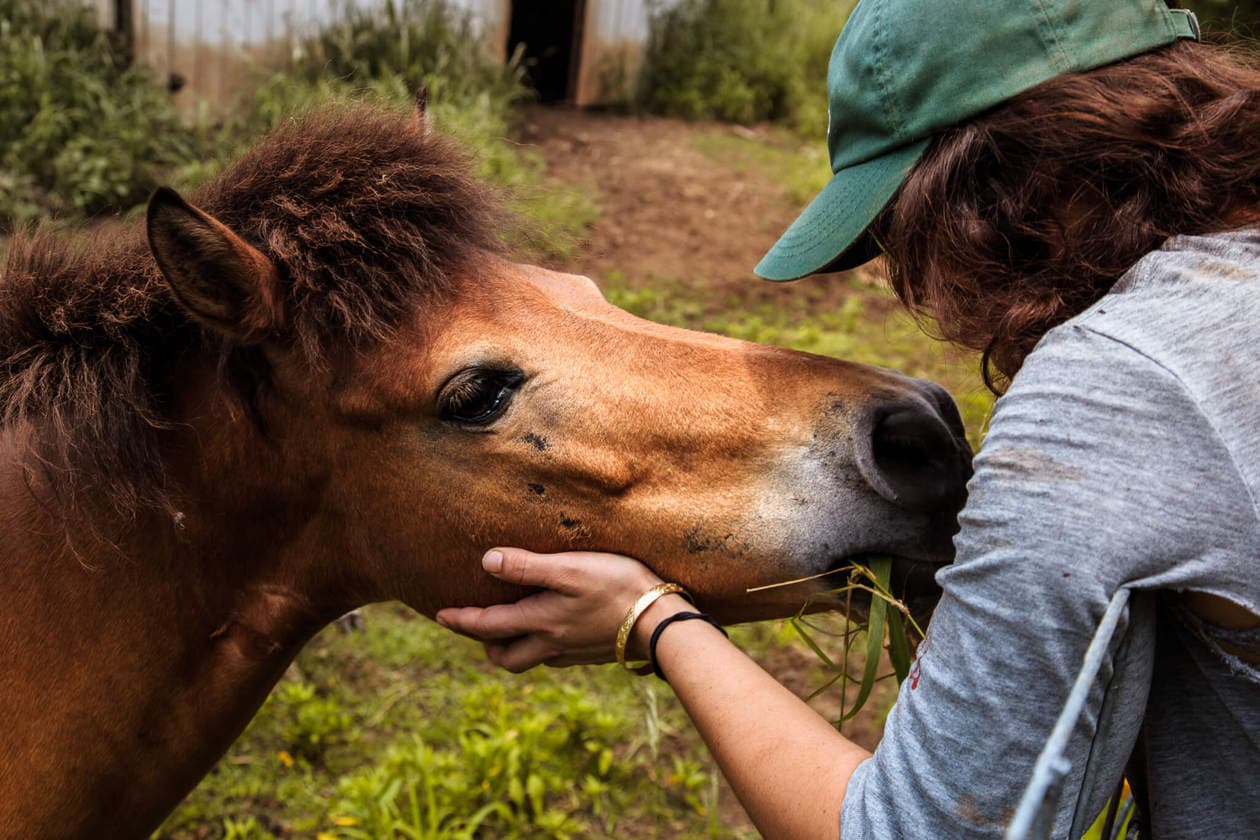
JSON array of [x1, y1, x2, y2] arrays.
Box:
[[638, 0, 1260, 128], [0, 0, 198, 229], [637, 0, 851, 131], [193, 0, 531, 169]]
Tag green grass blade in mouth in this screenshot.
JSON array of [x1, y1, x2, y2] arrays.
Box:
[[886, 605, 912, 685], [842, 559, 889, 722], [777, 557, 922, 726], [790, 615, 840, 670]]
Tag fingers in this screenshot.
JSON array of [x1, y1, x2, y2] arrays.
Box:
[[434, 547, 670, 675], [482, 547, 581, 594], [483, 637, 611, 673], [481, 547, 663, 598], [436, 598, 553, 641], [484, 637, 554, 673]]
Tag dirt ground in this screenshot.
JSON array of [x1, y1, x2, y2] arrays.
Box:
[[520, 107, 898, 833], [521, 108, 795, 282], [518, 107, 866, 314]]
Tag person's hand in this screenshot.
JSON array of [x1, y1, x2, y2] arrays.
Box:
[[435, 548, 673, 672]]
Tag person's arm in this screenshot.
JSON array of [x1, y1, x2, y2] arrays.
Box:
[[638, 592, 871, 839], [439, 549, 867, 839]]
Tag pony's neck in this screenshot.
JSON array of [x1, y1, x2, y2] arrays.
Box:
[[0, 424, 346, 839]]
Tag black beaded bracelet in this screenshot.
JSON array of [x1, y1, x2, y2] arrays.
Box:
[[648, 611, 729, 681]]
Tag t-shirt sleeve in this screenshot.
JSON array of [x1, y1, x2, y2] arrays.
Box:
[[840, 324, 1255, 839]]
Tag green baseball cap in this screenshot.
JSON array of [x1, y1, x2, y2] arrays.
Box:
[[755, 0, 1201, 281]]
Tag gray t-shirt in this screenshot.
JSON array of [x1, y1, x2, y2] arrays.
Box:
[[841, 229, 1260, 839]]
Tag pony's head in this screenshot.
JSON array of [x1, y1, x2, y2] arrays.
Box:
[[8, 98, 972, 624]]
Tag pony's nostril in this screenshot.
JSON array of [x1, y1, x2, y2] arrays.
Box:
[[864, 406, 970, 513]]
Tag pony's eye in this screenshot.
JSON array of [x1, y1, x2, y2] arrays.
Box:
[[438, 367, 525, 426]]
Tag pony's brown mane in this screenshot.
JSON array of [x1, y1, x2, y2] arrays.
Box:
[[0, 103, 500, 517]]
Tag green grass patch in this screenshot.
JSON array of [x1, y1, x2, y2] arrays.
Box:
[[692, 129, 831, 206], [157, 605, 759, 840]]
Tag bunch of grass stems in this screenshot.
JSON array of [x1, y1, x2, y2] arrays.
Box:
[[748, 559, 921, 725]]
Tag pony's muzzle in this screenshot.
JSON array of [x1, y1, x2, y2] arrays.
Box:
[[856, 383, 973, 515]]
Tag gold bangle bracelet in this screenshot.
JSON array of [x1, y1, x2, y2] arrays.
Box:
[[615, 582, 689, 671]]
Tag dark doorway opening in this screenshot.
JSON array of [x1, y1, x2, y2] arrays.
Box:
[[508, 0, 583, 103]]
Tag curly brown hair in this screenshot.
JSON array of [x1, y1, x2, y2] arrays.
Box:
[[873, 39, 1260, 392]]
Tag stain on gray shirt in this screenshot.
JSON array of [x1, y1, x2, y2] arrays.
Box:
[[841, 228, 1260, 839]]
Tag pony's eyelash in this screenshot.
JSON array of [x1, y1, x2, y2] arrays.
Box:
[[438, 367, 526, 426], [443, 376, 484, 410]]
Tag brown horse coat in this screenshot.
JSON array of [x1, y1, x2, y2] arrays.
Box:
[[0, 100, 970, 837]]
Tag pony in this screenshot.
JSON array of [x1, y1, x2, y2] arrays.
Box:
[[0, 94, 971, 838]]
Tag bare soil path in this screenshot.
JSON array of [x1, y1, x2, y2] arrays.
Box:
[[517, 106, 862, 315], [521, 108, 795, 282]]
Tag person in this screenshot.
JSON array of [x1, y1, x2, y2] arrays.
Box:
[[437, 0, 1260, 836]]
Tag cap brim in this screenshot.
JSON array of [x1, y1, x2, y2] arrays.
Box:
[[755, 138, 930, 281]]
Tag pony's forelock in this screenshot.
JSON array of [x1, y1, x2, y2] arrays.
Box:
[[0, 102, 503, 518]]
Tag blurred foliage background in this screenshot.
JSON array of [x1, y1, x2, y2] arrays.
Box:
[[1, 1, 1257, 837], [1, 0, 1255, 232], [636, 0, 841, 130], [1192, 0, 1260, 32]]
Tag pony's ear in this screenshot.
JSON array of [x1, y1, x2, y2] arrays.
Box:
[[412, 86, 430, 139], [146, 187, 282, 343]]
